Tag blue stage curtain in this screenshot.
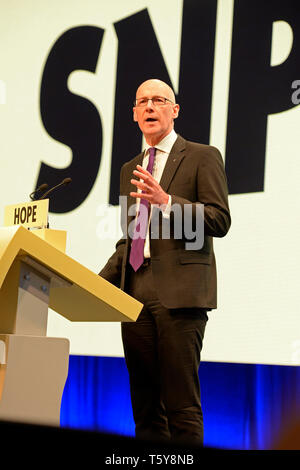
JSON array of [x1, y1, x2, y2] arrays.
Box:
[[60, 356, 300, 450]]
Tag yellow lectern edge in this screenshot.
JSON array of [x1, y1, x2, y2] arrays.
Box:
[[0, 226, 143, 319]]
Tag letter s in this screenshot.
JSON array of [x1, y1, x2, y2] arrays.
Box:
[[38, 26, 104, 213]]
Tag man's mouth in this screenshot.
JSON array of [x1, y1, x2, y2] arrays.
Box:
[[145, 118, 157, 122]]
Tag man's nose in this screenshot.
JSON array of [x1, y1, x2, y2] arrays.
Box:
[[146, 99, 155, 109]]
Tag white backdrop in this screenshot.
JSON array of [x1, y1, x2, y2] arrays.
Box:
[[0, 0, 299, 365]]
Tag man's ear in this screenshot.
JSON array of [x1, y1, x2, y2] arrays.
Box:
[[173, 104, 180, 120], [133, 107, 138, 122]]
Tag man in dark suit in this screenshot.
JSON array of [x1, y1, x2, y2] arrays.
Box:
[[100, 79, 231, 445]]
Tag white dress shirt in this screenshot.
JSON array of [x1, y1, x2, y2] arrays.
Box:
[[137, 129, 178, 258]]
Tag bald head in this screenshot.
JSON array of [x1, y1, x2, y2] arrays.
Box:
[[136, 79, 176, 103], [133, 78, 179, 146]]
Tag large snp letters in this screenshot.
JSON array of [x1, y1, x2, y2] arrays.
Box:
[[38, 0, 300, 213], [39, 26, 104, 213], [226, 0, 300, 194], [110, 2, 217, 205]]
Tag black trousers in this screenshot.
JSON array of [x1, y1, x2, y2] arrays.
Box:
[[121, 261, 208, 445]]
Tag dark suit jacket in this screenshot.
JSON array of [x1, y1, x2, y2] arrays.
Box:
[[100, 135, 231, 310]]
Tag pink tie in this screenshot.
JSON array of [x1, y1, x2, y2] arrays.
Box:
[[129, 147, 156, 271]]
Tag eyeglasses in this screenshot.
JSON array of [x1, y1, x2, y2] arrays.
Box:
[[134, 96, 174, 107]]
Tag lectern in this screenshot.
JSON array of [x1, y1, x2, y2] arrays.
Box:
[[0, 201, 143, 427]]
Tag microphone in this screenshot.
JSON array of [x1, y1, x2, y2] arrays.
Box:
[[39, 177, 72, 200], [29, 183, 49, 201]]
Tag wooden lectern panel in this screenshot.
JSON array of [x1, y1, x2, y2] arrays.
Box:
[[0, 226, 142, 323]]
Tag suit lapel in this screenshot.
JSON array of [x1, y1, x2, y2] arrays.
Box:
[[123, 134, 186, 217], [159, 135, 186, 192]]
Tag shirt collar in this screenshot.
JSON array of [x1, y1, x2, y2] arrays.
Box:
[[144, 129, 177, 155]]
